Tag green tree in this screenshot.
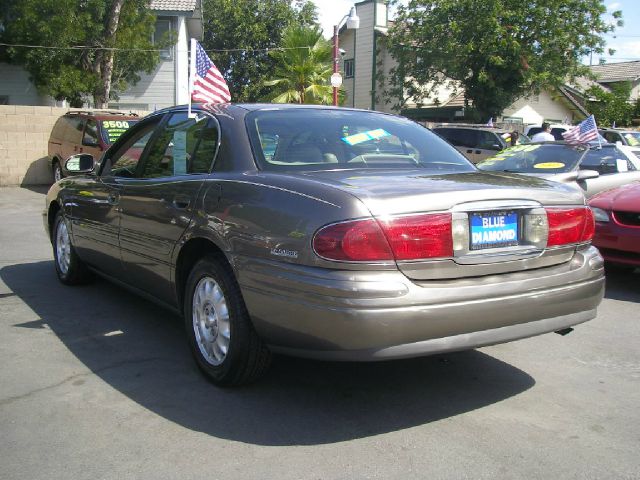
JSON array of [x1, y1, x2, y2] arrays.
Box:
[[201, 0, 319, 102], [262, 25, 334, 104], [0, 0, 165, 107], [387, 0, 622, 119], [586, 82, 634, 127]]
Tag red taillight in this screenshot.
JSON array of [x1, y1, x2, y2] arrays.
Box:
[[546, 207, 595, 247], [313, 213, 453, 262], [313, 219, 394, 261], [378, 213, 453, 260]]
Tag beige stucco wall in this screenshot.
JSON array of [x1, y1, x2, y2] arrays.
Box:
[[502, 90, 577, 125], [0, 106, 149, 186]]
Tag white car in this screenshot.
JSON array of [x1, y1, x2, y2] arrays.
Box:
[[477, 142, 640, 198], [524, 124, 608, 143]]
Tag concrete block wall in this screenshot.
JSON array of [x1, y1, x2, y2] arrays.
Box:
[[0, 106, 149, 186]]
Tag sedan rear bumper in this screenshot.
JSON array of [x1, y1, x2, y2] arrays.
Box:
[[236, 246, 605, 361]]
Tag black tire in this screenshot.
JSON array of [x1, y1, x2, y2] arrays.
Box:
[[52, 210, 92, 285], [53, 161, 63, 183], [605, 263, 636, 274], [184, 254, 271, 386]]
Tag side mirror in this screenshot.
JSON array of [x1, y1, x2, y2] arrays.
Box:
[[65, 154, 95, 175], [82, 138, 99, 147], [576, 169, 599, 181]]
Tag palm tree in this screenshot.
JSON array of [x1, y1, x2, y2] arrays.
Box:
[[263, 25, 340, 105]]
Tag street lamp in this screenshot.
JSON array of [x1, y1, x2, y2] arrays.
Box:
[[332, 6, 359, 106]]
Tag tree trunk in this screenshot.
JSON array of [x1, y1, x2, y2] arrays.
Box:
[[93, 0, 125, 108]]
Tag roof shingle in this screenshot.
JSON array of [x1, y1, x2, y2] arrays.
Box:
[[149, 0, 197, 11], [589, 61, 640, 83]]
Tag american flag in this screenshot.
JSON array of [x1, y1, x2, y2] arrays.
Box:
[[191, 41, 231, 104], [562, 115, 598, 145]]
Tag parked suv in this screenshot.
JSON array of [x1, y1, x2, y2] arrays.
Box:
[[599, 128, 640, 147], [48, 111, 139, 182], [432, 124, 529, 163]]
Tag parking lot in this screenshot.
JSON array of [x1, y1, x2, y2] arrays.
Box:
[[1, 186, 639, 479]]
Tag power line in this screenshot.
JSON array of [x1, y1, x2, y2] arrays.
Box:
[[0, 42, 315, 54]]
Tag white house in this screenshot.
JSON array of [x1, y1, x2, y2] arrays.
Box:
[[0, 0, 202, 110], [336, 0, 588, 126]]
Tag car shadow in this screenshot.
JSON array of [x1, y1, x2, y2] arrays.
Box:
[[2, 261, 536, 446], [604, 267, 640, 302]]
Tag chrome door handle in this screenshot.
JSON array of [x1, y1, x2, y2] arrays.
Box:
[[107, 192, 120, 205], [172, 197, 191, 209]]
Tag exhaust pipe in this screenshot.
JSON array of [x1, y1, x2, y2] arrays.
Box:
[[555, 327, 574, 336]]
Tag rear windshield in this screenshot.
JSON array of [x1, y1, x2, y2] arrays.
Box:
[[476, 144, 586, 173], [622, 131, 640, 146], [100, 119, 139, 145], [246, 109, 475, 172]]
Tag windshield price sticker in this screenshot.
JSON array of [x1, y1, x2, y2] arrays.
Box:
[[342, 128, 391, 146], [470, 211, 519, 250], [101, 120, 138, 144], [534, 162, 565, 169]]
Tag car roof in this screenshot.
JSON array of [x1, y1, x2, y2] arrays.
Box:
[[147, 103, 403, 120], [599, 128, 637, 133], [64, 110, 139, 119], [432, 125, 512, 133]]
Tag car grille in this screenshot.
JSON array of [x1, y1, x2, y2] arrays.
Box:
[[613, 211, 640, 227]]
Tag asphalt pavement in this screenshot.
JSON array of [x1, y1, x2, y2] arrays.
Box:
[[1, 186, 639, 480]]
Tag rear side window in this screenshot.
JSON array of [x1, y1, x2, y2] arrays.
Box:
[[51, 115, 84, 143], [434, 128, 477, 148], [550, 128, 567, 141], [580, 148, 635, 174]]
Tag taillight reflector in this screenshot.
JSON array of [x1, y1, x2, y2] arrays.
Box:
[[313, 213, 453, 262], [313, 219, 394, 261], [378, 213, 453, 260], [546, 207, 594, 247]]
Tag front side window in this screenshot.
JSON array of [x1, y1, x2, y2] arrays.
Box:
[[477, 131, 501, 149], [139, 113, 218, 179], [101, 121, 159, 178], [247, 109, 474, 172], [83, 119, 99, 146]]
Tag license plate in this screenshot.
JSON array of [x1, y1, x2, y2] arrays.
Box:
[[470, 211, 519, 250]]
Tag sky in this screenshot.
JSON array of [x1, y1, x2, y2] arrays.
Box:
[[594, 1, 640, 64], [316, 0, 640, 64]]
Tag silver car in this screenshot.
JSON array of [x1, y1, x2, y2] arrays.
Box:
[[477, 142, 640, 198], [44, 104, 604, 386]]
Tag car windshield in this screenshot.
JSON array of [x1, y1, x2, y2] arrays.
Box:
[[477, 144, 587, 173], [246, 109, 475, 172], [100, 119, 139, 145]]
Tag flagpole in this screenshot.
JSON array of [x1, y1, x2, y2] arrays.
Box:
[[188, 38, 196, 118]]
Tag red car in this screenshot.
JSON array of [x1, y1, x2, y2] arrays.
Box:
[[589, 182, 640, 269]]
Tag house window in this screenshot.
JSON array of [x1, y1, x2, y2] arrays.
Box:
[[153, 18, 173, 60], [501, 116, 523, 124], [344, 59, 354, 79]]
